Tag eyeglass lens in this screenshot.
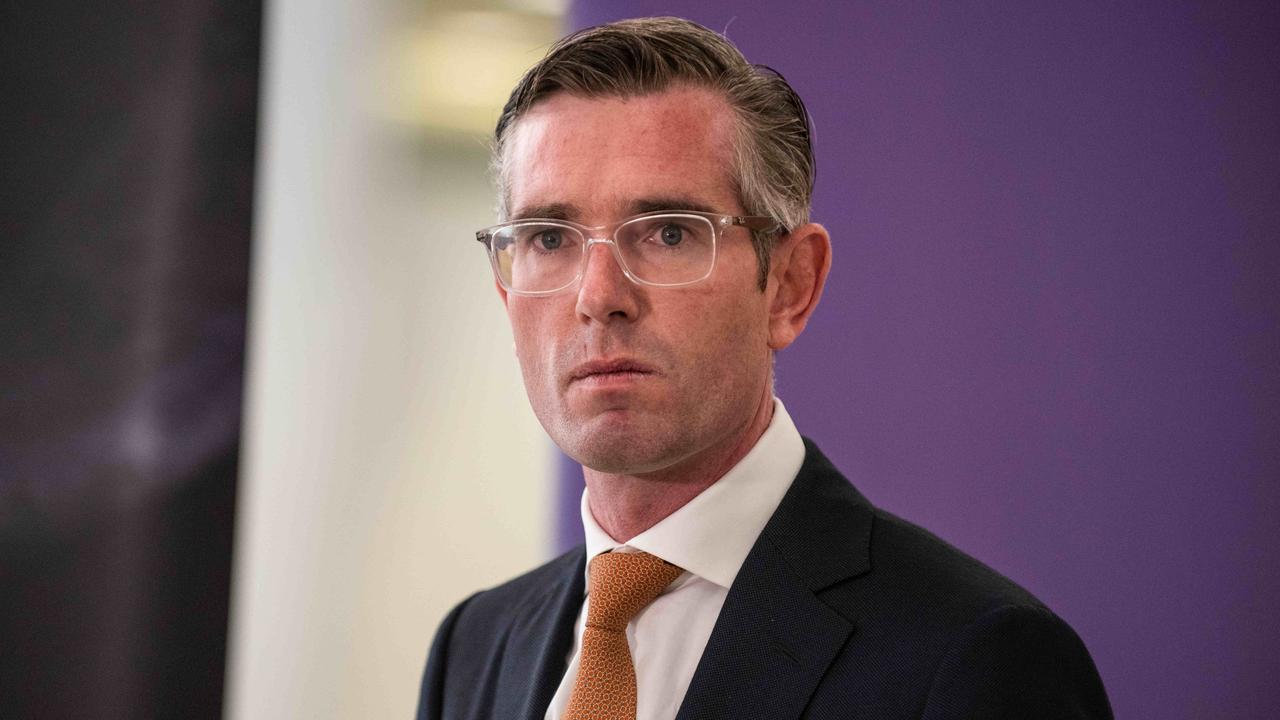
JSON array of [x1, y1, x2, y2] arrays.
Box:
[[490, 213, 716, 292]]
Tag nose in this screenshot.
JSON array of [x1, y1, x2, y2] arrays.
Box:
[[575, 239, 641, 323]]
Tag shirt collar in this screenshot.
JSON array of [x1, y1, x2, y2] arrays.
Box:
[[580, 398, 805, 590]]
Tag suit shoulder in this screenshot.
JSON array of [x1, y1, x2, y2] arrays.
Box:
[[922, 601, 1114, 718], [792, 439, 1044, 617], [863, 506, 1046, 619], [419, 548, 584, 719], [809, 497, 1111, 716]]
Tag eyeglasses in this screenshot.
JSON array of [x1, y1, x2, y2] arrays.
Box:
[[475, 210, 777, 295]]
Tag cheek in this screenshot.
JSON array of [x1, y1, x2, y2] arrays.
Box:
[[508, 303, 561, 388], [669, 291, 770, 379], [716, 266, 772, 337]]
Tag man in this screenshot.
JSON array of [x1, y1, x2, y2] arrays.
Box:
[[418, 17, 1112, 720]]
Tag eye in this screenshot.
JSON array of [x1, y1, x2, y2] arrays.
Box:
[[659, 224, 684, 246], [534, 229, 563, 250]]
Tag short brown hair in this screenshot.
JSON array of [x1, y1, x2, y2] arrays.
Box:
[[493, 16, 815, 288]]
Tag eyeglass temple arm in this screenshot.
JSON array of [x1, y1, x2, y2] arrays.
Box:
[[731, 216, 784, 233]]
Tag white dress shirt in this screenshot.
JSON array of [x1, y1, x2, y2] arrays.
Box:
[[544, 398, 806, 720]]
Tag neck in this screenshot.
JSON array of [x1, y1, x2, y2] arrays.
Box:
[[584, 388, 775, 542]]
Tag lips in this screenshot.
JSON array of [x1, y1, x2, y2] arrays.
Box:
[[568, 358, 657, 383]]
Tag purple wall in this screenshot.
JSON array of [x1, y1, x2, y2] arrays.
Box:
[[562, 2, 1280, 717]]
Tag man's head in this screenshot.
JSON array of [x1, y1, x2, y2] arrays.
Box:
[[493, 16, 815, 288], [487, 18, 830, 481]]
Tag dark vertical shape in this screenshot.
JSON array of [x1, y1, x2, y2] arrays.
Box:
[[0, 1, 261, 718]]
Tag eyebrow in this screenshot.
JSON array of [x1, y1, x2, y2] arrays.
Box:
[[510, 202, 578, 221], [627, 196, 719, 216]]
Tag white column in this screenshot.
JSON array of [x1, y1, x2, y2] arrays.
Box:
[[224, 2, 554, 718]]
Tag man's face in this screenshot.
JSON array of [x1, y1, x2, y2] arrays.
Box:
[[500, 87, 775, 476]]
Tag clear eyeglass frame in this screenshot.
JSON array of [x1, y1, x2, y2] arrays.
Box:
[[475, 210, 778, 296]]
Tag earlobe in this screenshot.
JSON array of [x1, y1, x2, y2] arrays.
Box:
[[766, 223, 832, 350]]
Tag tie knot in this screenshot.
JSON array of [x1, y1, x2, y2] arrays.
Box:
[[586, 551, 683, 632]]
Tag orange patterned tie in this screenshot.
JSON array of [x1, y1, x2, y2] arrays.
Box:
[[563, 551, 684, 720]]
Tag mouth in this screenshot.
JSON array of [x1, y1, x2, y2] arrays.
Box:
[[568, 358, 658, 385]]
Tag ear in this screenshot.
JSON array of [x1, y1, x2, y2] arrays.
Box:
[[766, 223, 831, 350]]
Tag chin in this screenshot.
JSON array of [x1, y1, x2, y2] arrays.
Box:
[[554, 421, 689, 476]]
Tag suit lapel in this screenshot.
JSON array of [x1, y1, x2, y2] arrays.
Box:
[[492, 546, 586, 720], [675, 440, 873, 720]]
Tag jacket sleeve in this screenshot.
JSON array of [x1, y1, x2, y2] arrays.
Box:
[[921, 603, 1113, 720], [416, 594, 476, 720]]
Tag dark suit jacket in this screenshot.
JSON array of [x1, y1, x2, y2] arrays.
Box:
[[417, 439, 1113, 719]]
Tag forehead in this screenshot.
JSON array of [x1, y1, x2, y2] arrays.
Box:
[[503, 87, 740, 220]]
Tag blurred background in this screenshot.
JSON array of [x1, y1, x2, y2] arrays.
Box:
[[2, 1, 1277, 719]]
